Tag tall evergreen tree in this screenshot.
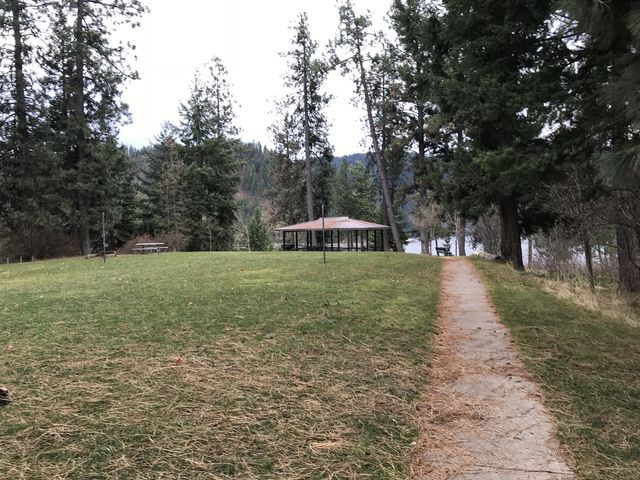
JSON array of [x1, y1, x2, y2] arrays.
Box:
[[179, 58, 239, 251], [560, 0, 640, 290], [40, 0, 146, 255], [142, 124, 189, 245], [278, 12, 334, 230], [0, 0, 64, 256], [267, 108, 307, 225], [436, 0, 566, 269], [333, 0, 404, 251]]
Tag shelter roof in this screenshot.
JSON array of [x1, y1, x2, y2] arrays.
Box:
[[275, 217, 390, 232]]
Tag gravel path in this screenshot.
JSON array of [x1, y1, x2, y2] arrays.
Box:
[[412, 259, 575, 479]]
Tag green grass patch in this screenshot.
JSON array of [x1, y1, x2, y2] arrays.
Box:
[[473, 259, 640, 480], [0, 252, 440, 479]]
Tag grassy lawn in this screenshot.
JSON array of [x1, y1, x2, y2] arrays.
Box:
[[0, 252, 440, 479], [473, 259, 640, 480]]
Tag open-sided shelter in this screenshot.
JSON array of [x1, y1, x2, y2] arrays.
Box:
[[275, 217, 391, 252]]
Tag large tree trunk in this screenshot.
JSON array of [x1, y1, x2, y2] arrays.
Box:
[[74, 0, 90, 255], [11, 0, 28, 142], [302, 40, 315, 246], [455, 212, 466, 256], [615, 222, 640, 292], [420, 227, 431, 255], [339, 3, 402, 251], [498, 196, 524, 270], [583, 233, 595, 293], [355, 53, 403, 252], [78, 195, 91, 255]]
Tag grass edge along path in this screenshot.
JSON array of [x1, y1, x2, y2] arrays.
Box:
[[473, 258, 640, 480], [0, 252, 440, 479]]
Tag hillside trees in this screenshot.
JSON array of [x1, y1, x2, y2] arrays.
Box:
[[333, 159, 378, 221]]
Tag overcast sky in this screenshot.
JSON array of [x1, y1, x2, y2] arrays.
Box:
[[118, 0, 393, 156]]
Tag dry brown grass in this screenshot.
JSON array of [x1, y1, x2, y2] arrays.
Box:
[[534, 275, 640, 327], [3, 334, 426, 479]]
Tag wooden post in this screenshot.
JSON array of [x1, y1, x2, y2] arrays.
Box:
[[330, 230, 334, 251], [102, 211, 107, 264], [383, 230, 389, 252], [322, 205, 326, 264], [337, 230, 341, 251], [295, 231, 299, 251]]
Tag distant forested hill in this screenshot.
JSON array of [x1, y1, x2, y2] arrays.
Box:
[[333, 153, 367, 168]]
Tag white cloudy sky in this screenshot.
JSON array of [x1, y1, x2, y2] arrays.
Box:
[[118, 0, 393, 156]]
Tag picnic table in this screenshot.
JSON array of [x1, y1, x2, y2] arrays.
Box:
[[132, 242, 169, 254]]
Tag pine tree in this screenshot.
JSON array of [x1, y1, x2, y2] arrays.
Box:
[[333, 1, 404, 251], [0, 0, 64, 257], [267, 108, 307, 225], [40, 0, 146, 255], [279, 12, 334, 231], [143, 124, 189, 246], [332, 159, 378, 221], [247, 208, 272, 251], [435, 0, 566, 269], [179, 58, 239, 251], [560, 0, 640, 291]]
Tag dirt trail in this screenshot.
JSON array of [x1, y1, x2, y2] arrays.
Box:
[[412, 258, 575, 479]]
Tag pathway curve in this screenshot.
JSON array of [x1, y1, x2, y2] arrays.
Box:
[[412, 259, 575, 479]]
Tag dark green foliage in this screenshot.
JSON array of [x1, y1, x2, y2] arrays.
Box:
[[332, 159, 379, 222], [141, 125, 190, 246], [184, 138, 238, 251], [237, 142, 274, 216], [0, 0, 67, 257], [562, 0, 640, 179], [247, 208, 272, 251], [333, 0, 404, 251], [268, 111, 307, 226], [270, 12, 334, 226], [400, 0, 568, 268], [178, 58, 239, 251], [0, 0, 146, 256]]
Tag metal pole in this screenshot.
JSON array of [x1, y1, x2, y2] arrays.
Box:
[[102, 212, 107, 263], [322, 205, 326, 264]]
